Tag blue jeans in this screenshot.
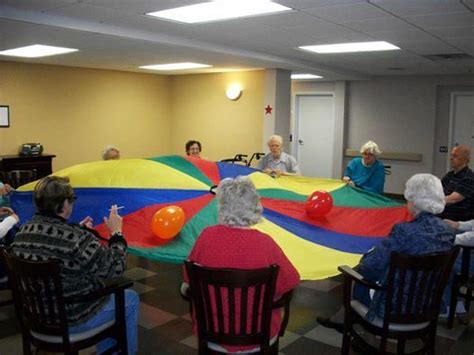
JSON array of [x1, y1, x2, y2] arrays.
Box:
[[70, 289, 140, 354], [442, 250, 474, 313]]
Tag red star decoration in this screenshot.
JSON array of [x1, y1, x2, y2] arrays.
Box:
[[265, 105, 273, 115]]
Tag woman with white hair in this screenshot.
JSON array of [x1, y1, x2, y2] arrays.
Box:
[[318, 174, 455, 329], [184, 176, 300, 352], [343, 140, 385, 194]]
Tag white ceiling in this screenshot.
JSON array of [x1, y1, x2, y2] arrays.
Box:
[[0, 0, 473, 80]]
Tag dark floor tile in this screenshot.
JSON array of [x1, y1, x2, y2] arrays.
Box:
[[282, 336, 340, 355], [139, 287, 190, 316], [137, 320, 195, 355]]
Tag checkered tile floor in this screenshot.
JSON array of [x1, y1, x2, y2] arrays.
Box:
[[0, 254, 473, 354]]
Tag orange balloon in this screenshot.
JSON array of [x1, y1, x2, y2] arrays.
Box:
[[151, 206, 185, 240]]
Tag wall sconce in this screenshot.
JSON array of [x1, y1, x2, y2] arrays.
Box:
[[226, 84, 243, 101]]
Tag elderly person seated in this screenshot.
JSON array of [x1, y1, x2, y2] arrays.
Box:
[[343, 140, 385, 194], [318, 173, 455, 331], [12, 176, 139, 354], [0, 179, 13, 207], [183, 176, 300, 352], [440, 145, 474, 221], [185, 140, 202, 158], [258, 135, 300, 177], [102, 145, 120, 160]]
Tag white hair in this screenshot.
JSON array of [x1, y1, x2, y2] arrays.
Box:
[[102, 145, 120, 160], [267, 135, 283, 146], [217, 176, 262, 227], [404, 174, 445, 215], [360, 141, 382, 156]]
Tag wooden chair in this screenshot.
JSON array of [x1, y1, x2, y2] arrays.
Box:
[[339, 247, 459, 355], [1, 248, 133, 355], [447, 245, 473, 328], [184, 261, 293, 354], [5, 169, 37, 188]]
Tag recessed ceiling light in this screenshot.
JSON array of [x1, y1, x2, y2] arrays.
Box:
[[299, 41, 400, 54], [146, 0, 292, 24], [139, 62, 212, 71], [291, 74, 323, 80], [0, 44, 78, 58]]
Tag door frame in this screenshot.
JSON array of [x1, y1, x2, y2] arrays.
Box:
[[292, 91, 336, 176], [447, 91, 474, 170]]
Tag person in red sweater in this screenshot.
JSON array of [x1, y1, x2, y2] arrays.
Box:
[[183, 176, 300, 352]]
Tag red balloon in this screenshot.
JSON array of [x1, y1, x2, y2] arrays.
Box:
[[305, 191, 333, 219], [151, 206, 185, 240]]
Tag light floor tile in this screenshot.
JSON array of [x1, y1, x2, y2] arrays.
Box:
[[304, 325, 342, 348], [132, 281, 155, 295], [123, 267, 157, 281], [138, 303, 177, 330]]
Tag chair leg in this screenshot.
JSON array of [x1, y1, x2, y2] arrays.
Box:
[[447, 285, 458, 329], [22, 331, 32, 355], [397, 339, 406, 354], [378, 336, 388, 354], [426, 326, 436, 355], [341, 328, 352, 355]]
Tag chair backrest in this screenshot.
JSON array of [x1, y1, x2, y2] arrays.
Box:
[[247, 152, 265, 167], [220, 154, 248, 165], [384, 247, 459, 325], [1, 249, 70, 340], [6, 169, 37, 188], [185, 261, 279, 351]]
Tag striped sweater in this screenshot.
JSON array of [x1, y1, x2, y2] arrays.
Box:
[[12, 214, 127, 325]]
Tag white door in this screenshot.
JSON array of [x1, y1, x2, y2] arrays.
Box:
[[449, 92, 474, 169], [295, 94, 335, 177]]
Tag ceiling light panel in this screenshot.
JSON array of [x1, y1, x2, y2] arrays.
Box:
[[291, 74, 323, 79], [299, 41, 400, 54], [139, 62, 212, 70], [146, 0, 292, 24], [0, 44, 78, 58]]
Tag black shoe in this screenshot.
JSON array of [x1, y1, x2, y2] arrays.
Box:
[[316, 316, 344, 333]]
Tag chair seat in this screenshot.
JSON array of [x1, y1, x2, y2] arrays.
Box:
[[30, 320, 115, 344], [351, 300, 429, 332], [207, 335, 278, 353]]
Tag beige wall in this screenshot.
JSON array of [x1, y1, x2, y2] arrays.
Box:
[[169, 70, 265, 161], [0, 62, 265, 170], [0, 61, 172, 170]]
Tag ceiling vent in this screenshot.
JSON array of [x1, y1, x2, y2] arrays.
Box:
[[422, 53, 474, 61]]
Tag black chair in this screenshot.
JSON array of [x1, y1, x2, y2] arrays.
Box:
[[447, 245, 473, 328], [339, 247, 459, 355], [384, 165, 392, 175], [5, 169, 37, 188], [184, 261, 293, 354], [220, 154, 248, 166], [1, 248, 133, 355]]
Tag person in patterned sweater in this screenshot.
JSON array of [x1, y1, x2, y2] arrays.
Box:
[[12, 176, 139, 354]]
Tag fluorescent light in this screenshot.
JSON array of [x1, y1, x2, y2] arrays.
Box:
[[299, 41, 400, 54], [139, 62, 212, 71], [0, 44, 78, 58], [146, 0, 292, 24], [291, 74, 323, 80]]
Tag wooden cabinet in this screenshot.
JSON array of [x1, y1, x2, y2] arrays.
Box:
[[0, 154, 55, 179]]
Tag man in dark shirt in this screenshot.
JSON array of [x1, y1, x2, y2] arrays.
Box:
[[440, 145, 474, 221]]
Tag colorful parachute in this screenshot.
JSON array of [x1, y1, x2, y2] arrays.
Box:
[[12, 156, 410, 280]]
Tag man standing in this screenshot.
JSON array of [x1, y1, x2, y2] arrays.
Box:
[[258, 135, 300, 177], [440, 145, 474, 221]]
